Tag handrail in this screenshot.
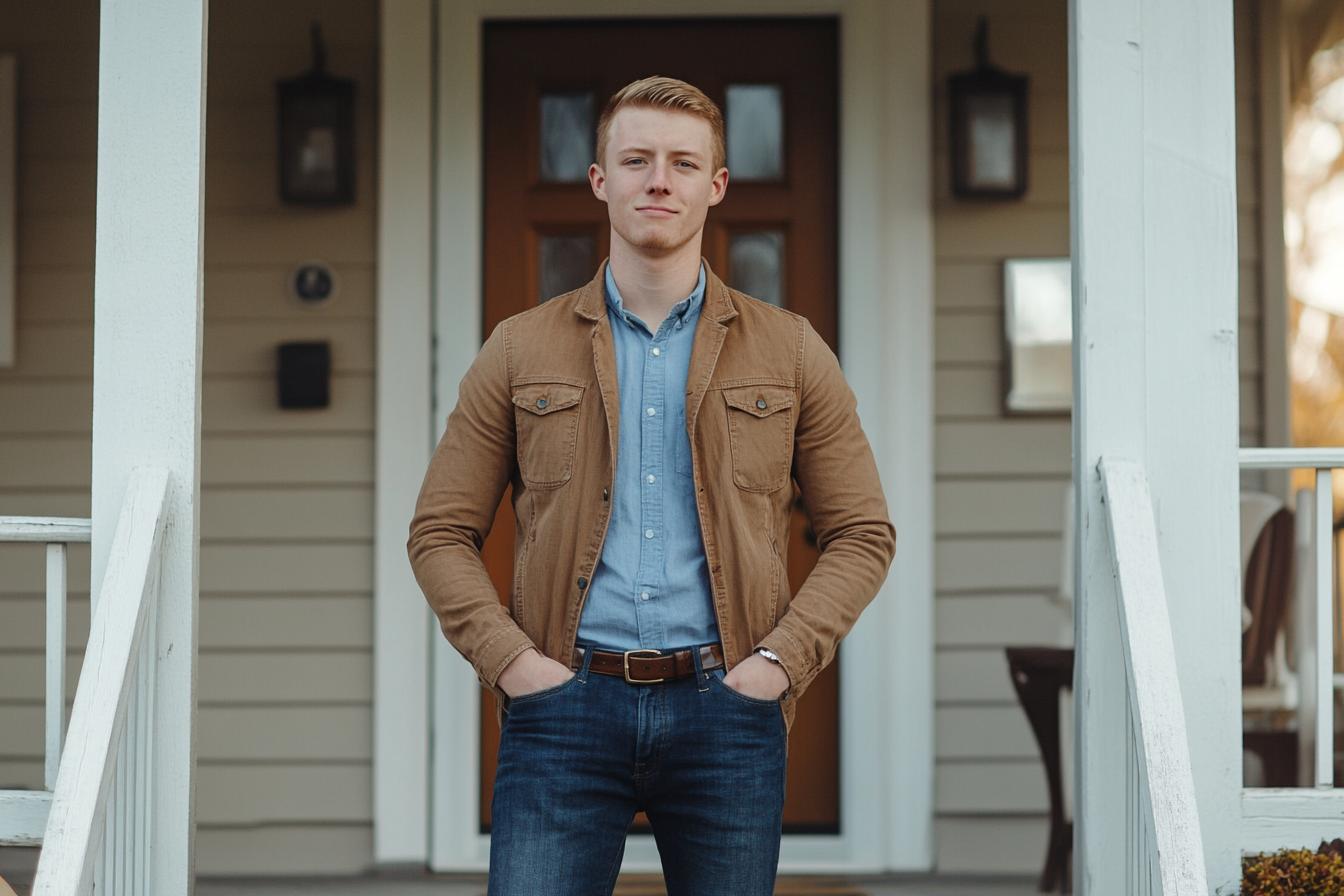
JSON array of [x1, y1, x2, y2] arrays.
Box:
[[1099, 458, 1208, 896], [31, 467, 170, 896], [0, 515, 92, 846]]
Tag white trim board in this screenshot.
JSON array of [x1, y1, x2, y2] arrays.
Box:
[[411, 0, 935, 873], [373, 0, 435, 866]]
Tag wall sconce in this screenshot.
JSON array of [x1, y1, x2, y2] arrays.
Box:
[[277, 24, 355, 205], [949, 18, 1029, 200], [1004, 258, 1072, 414]]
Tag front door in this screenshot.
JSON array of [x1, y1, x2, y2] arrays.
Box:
[[478, 17, 841, 834]]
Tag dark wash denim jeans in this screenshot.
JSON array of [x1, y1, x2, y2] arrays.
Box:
[[486, 648, 787, 896]]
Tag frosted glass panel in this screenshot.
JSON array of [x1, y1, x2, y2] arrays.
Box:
[[968, 93, 1016, 188], [726, 84, 783, 180], [729, 231, 784, 307], [538, 234, 595, 303], [540, 92, 595, 182]]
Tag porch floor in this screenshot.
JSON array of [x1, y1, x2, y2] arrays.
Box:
[[189, 875, 1040, 896], [0, 848, 1038, 896]]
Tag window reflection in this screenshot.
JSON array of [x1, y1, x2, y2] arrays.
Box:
[[729, 231, 785, 307], [538, 234, 596, 304], [540, 92, 595, 182], [1004, 257, 1072, 413], [726, 84, 783, 180]]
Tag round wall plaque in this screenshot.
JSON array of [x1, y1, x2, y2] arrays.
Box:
[[289, 261, 339, 306]]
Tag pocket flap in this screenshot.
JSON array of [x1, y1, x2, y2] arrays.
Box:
[[723, 385, 795, 418], [512, 383, 584, 415]]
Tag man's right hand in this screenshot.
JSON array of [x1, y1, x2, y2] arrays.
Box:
[[497, 648, 576, 698]]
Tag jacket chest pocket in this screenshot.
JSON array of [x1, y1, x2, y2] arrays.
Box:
[[723, 386, 795, 493], [512, 383, 584, 489]]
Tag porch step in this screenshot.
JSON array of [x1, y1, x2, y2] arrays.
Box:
[[613, 876, 864, 896]]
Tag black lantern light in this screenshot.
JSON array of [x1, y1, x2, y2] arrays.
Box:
[[948, 18, 1029, 200], [277, 24, 355, 205]]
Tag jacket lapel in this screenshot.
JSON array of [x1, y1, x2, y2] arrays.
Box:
[[577, 263, 620, 471], [686, 263, 738, 436]]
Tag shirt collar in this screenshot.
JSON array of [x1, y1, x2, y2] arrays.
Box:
[[605, 264, 706, 330]]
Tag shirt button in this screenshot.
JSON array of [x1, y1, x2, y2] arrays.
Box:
[[647, 474, 656, 484], [651, 347, 660, 356], [537, 398, 548, 409], [757, 398, 767, 410], [640, 591, 650, 601], [647, 407, 656, 416], [645, 529, 654, 539]]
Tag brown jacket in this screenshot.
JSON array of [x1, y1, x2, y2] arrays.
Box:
[[408, 262, 895, 729]]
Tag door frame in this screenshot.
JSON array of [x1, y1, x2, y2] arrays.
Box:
[[374, 0, 935, 873]]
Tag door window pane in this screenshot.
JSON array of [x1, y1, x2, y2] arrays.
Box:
[[539, 91, 595, 182], [726, 84, 783, 180], [729, 231, 785, 307], [538, 234, 595, 303]]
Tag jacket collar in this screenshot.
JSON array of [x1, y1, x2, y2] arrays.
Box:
[[575, 257, 739, 324]]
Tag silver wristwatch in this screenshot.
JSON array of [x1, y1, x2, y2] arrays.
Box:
[[755, 647, 782, 664]]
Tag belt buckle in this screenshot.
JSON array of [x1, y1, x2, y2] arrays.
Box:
[[623, 649, 665, 684]]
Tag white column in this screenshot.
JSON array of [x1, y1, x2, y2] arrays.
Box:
[[375, 0, 434, 866], [1070, 0, 1241, 892], [90, 0, 206, 890]]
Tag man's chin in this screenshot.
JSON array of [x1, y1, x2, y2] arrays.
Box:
[[624, 229, 691, 254]]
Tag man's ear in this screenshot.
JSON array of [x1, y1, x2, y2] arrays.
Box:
[[589, 162, 607, 202], [707, 166, 729, 207]]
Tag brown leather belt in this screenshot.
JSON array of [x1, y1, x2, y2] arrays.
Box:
[[572, 644, 725, 684]]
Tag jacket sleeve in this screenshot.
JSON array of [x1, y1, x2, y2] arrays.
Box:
[[408, 323, 536, 688], [757, 321, 897, 695]]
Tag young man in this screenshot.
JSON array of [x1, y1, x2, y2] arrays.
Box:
[[409, 77, 895, 896]]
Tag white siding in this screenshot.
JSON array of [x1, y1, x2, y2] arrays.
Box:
[[0, 0, 380, 876], [930, 0, 1264, 874]]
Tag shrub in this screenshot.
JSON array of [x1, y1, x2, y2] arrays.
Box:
[[1243, 840, 1344, 895]]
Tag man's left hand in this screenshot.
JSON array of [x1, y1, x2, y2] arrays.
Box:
[[722, 653, 790, 701]]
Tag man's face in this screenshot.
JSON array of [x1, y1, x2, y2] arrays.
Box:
[[589, 106, 728, 256]]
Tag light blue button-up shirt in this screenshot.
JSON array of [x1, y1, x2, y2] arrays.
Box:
[[576, 264, 720, 651]]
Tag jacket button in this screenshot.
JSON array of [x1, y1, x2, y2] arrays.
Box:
[[577, 577, 588, 590], [756, 398, 767, 409], [537, 398, 548, 409]]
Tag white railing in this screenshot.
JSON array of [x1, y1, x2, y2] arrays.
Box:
[[1099, 458, 1209, 895], [0, 516, 91, 846], [24, 467, 169, 896], [1238, 448, 1344, 852]]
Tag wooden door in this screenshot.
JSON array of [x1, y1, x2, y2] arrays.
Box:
[[480, 18, 840, 834]]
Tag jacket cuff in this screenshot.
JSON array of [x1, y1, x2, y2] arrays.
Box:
[[476, 627, 538, 690], [756, 630, 812, 696]]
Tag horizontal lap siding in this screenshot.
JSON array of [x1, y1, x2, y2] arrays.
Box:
[[195, 0, 379, 876], [929, 0, 1264, 874], [0, 0, 381, 876]]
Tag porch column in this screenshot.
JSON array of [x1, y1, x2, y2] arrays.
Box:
[[1070, 0, 1241, 892], [90, 0, 207, 889]]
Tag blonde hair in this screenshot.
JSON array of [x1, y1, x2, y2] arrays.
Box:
[[596, 76, 726, 172]]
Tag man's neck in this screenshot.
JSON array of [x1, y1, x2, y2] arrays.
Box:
[[607, 234, 703, 329]]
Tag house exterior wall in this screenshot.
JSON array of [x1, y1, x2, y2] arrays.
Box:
[[0, 0, 380, 875], [929, 0, 1265, 874], [0, 0, 1272, 879]]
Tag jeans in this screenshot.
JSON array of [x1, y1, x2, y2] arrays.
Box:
[[487, 648, 787, 896]]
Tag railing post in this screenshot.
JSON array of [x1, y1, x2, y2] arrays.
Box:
[[45, 542, 66, 791], [1315, 469, 1334, 787]]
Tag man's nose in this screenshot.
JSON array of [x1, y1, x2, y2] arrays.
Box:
[[645, 160, 673, 194]]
